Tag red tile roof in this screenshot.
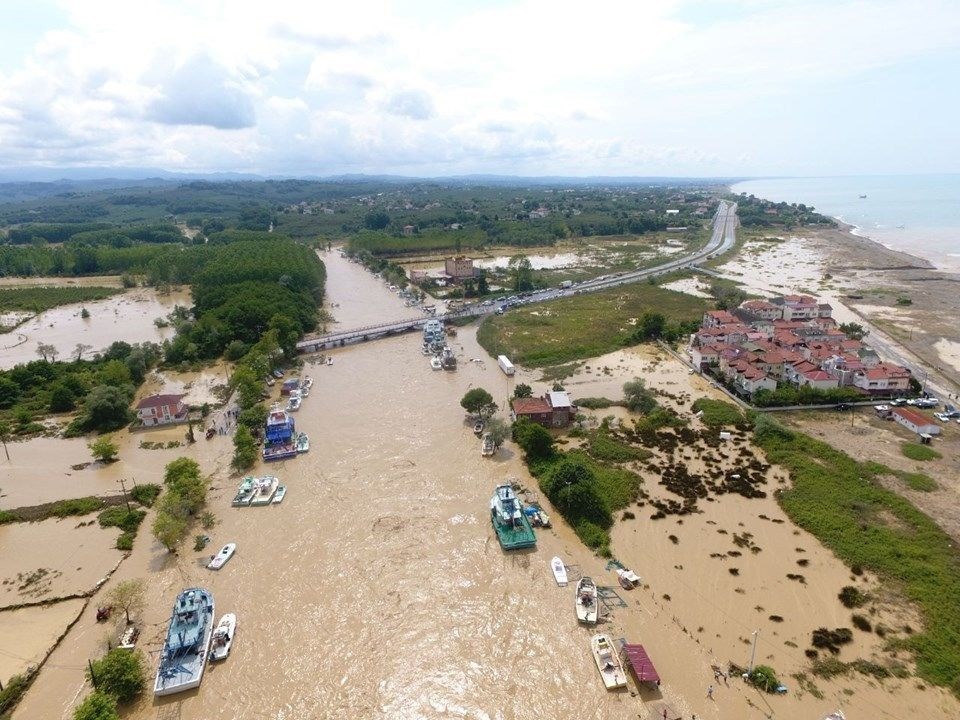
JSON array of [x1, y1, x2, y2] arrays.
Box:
[[893, 407, 935, 427], [136, 393, 184, 410], [802, 370, 833, 381], [512, 397, 552, 415]]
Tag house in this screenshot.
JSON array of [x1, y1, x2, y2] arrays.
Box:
[[444, 256, 476, 280], [702, 310, 738, 328], [798, 369, 839, 390], [691, 344, 720, 369], [852, 363, 912, 395], [511, 392, 577, 427], [892, 407, 940, 436], [738, 299, 782, 321], [136, 394, 187, 426], [402, 225, 416, 236]]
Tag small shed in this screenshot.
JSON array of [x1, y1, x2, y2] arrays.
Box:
[[892, 407, 940, 436], [622, 643, 661, 685]]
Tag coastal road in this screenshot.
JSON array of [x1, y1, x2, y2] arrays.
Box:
[[298, 201, 737, 351]]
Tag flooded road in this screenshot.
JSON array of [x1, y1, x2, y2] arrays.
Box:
[[10, 251, 960, 720], [0, 287, 190, 369]]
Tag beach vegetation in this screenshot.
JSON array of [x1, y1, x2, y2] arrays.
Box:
[[901, 442, 941, 462], [754, 415, 960, 692], [88, 435, 119, 463], [87, 648, 146, 704], [73, 691, 119, 720], [691, 397, 744, 427]]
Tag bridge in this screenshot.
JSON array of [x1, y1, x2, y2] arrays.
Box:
[[297, 201, 737, 354]]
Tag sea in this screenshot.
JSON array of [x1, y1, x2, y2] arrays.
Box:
[[731, 174, 960, 272]]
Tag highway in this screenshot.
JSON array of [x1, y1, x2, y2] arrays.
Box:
[[297, 201, 736, 352]]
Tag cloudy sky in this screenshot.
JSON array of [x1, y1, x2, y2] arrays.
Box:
[[0, 0, 958, 178]]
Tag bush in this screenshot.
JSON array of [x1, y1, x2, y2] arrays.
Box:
[[901, 442, 941, 462], [513, 419, 554, 460], [0, 673, 30, 716], [852, 614, 872, 632], [747, 664, 780, 693], [87, 648, 146, 703], [838, 586, 867, 609], [130, 483, 161, 507], [115, 532, 134, 551], [52, 496, 104, 517], [73, 690, 119, 720], [231, 426, 258, 471], [691, 397, 744, 427], [623, 377, 657, 414], [98, 507, 146, 533], [575, 396, 615, 409], [88, 436, 119, 463]]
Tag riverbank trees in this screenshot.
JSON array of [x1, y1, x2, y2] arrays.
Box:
[[151, 457, 207, 552]]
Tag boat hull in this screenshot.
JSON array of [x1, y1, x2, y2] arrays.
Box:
[[154, 588, 215, 696], [591, 634, 628, 690], [551, 557, 568, 586]]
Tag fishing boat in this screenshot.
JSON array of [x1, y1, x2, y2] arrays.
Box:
[[430, 356, 442, 371], [473, 420, 484, 436], [296, 432, 310, 453], [263, 406, 297, 461], [576, 577, 599, 624], [154, 588, 215, 696], [207, 543, 236, 570], [210, 613, 237, 661], [591, 634, 627, 690], [551, 557, 568, 586], [490, 484, 536, 550], [250, 476, 279, 506], [231, 477, 256, 506], [616, 567, 641, 589], [272, 485, 287, 503], [286, 395, 301, 412], [481, 433, 495, 456]]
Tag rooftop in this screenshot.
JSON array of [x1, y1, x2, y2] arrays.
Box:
[[136, 393, 184, 410]]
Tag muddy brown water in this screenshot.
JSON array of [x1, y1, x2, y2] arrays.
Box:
[[9, 251, 960, 719]]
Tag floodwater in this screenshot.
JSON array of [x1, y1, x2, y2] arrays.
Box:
[[0, 600, 86, 679], [10, 251, 960, 720], [0, 287, 190, 369]]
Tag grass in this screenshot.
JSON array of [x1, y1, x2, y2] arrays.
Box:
[[51, 496, 104, 517], [539, 361, 584, 382], [584, 427, 652, 464], [691, 397, 744, 427], [902, 442, 942, 462], [0, 286, 121, 330], [898, 471, 939, 492], [754, 417, 960, 693], [478, 283, 709, 367]]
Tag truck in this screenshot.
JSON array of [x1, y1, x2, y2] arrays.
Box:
[[559, 280, 573, 289], [497, 355, 515, 376]]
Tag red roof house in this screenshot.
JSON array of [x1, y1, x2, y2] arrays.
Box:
[[136, 394, 187, 426]]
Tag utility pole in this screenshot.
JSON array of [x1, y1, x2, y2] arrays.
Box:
[[747, 629, 760, 675], [118, 478, 131, 513], [88, 659, 98, 690]]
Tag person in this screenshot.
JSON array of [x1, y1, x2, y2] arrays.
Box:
[[722, 671, 729, 687], [707, 685, 714, 700]]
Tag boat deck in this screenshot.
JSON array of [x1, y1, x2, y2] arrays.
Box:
[[492, 515, 537, 550]]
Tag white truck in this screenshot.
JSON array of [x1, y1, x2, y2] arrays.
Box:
[[497, 355, 515, 376], [559, 280, 573, 289]]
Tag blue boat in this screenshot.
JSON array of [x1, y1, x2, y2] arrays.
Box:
[[263, 405, 297, 461], [154, 588, 215, 696]]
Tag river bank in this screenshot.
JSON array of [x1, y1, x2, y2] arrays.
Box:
[[10, 249, 959, 719]]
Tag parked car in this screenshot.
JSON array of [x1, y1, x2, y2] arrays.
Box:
[[271, 369, 284, 378], [915, 397, 939, 408], [890, 398, 908, 406], [836, 403, 853, 411], [935, 412, 952, 422]]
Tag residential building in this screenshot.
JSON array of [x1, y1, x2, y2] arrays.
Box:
[[136, 394, 187, 426], [511, 392, 578, 427], [852, 363, 912, 394], [444, 256, 476, 280], [402, 225, 415, 236]]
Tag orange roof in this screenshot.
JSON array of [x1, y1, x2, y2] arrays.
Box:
[[893, 407, 935, 426]]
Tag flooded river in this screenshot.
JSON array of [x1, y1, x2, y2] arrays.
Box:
[[10, 251, 960, 720]]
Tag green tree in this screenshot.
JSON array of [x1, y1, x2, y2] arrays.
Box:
[[73, 691, 119, 720], [839, 322, 867, 340], [508, 255, 533, 291], [49, 383, 77, 412], [485, 417, 510, 449], [460, 388, 498, 420], [513, 420, 554, 460], [0, 376, 20, 408], [97, 360, 132, 387], [87, 648, 146, 703], [636, 312, 666, 341], [623, 377, 657, 414], [106, 579, 146, 625], [267, 313, 301, 360], [152, 510, 188, 552], [513, 383, 533, 399], [0, 419, 10, 461], [232, 426, 258, 471], [77, 385, 133, 432], [476, 269, 490, 295], [363, 210, 390, 230], [89, 435, 119, 463]]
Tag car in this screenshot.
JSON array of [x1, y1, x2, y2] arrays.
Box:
[[835, 403, 853, 411], [890, 398, 908, 406], [935, 412, 951, 422], [495, 307, 504, 315], [271, 369, 284, 379], [915, 398, 939, 408]]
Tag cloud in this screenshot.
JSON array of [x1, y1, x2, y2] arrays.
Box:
[[382, 89, 434, 120], [146, 55, 255, 130]]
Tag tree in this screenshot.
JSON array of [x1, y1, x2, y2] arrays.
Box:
[[87, 648, 146, 703], [0, 376, 20, 408], [36, 342, 58, 362], [636, 312, 666, 341], [74, 343, 93, 362], [89, 435, 119, 463], [363, 210, 390, 230], [232, 426, 258, 471], [485, 417, 510, 450], [839, 322, 867, 340], [0, 420, 10, 461], [73, 691, 119, 720], [513, 383, 533, 399], [513, 420, 554, 460], [476, 270, 490, 295], [623, 377, 658, 414], [98, 360, 132, 387], [460, 388, 498, 420], [49, 383, 77, 412], [152, 510, 188, 552], [106, 579, 146, 625], [508, 255, 533, 291], [78, 385, 133, 432]]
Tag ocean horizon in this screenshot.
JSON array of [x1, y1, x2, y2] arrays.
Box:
[[731, 174, 960, 272]]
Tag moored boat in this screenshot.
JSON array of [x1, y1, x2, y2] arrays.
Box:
[[551, 557, 568, 586], [154, 588, 215, 696], [231, 477, 256, 506], [591, 634, 627, 690], [576, 577, 599, 624], [272, 485, 287, 504], [210, 613, 237, 661], [430, 356, 442, 371], [286, 395, 301, 412], [296, 432, 310, 453], [473, 420, 484, 436], [441, 347, 457, 370], [481, 433, 495, 456], [616, 567, 641, 589], [490, 484, 536, 550], [250, 476, 279, 505], [207, 543, 236, 570]]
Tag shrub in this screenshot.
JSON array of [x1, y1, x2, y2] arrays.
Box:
[[576, 396, 615, 410], [98, 507, 146, 533], [73, 690, 119, 720], [747, 664, 780, 693], [513, 420, 555, 460], [115, 532, 134, 551], [87, 648, 146, 703], [851, 614, 873, 632], [88, 436, 119, 463], [623, 378, 657, 414], [52, 497, 104, 517], [130, 483, 161, 507], [231, 426, 258, 471], [0, 673, 30, 716], [838, 586, 867, 609]]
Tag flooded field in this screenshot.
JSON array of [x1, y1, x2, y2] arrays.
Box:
[[0, 600, 86, 679], [9, 251, 959, 720], [0, 286, 190, 369]]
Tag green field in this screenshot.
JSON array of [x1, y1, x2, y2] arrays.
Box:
[[477, 282, 710, 366], [0, 285, 121, 313]]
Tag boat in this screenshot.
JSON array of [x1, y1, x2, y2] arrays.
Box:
[[859, 194, 867, 199], [118, 624, 140, 650], [473, 420, 485, 436], [441, 347, 457, 370], [481, 433, 495, 456], [286, 395, 301, 412], [616, 567, 641, 589], [272, 485, 287, 503], [263, 406, 297, 461], [430, 356, 442, 371], [231, 477, 256, 506], [207, 543, 236, 570], [301, 385, 310, 398], [210, 613, 236, 661], [551, 557, 568, 586], [326, 357, 333, 366], [591, 634, 628, 690], [154, 588, 215, 696], [576, 577, 599, 624], [250, 476, 279, 506], [302, 377, 313, 390], [490, 484, 537, 550], [296, 432, 310, 453]]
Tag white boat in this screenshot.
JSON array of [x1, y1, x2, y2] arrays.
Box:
[[301, 385, 310, 397], [430, 357, 442, 371], [296, 432, 309, 453], [210, 613, 236, 661], [118, 624, 140, 650], [302, 376, 313, 390], [272, 485, 287, 504], [286, 396, 301, 412], [591, 634, 627, 690], [250, 476, 279, 506], [576, 577, 599, 624], [616, 568, 641, 589], [551, 557, 568, 586], [207, 543, 236, 570], [481, 433, 495, 456], [326, 357, 333, 366]]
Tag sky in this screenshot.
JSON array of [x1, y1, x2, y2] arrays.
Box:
[[0, 0, 958, 178]]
